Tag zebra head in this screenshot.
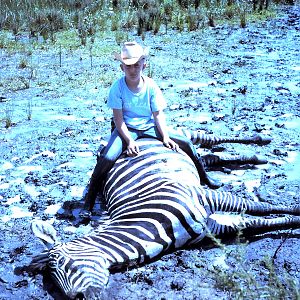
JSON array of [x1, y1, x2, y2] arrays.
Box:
[[30, 220, 110, 299]]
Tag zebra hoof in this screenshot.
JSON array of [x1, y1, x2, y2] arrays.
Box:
[[79, 209, 92, 219], [251, 155, 268, 165], [253, 135, 272, 146]]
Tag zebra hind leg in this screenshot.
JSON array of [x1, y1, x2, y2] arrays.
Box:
[[207, 213, 300, 238]]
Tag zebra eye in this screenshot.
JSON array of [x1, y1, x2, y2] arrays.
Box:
[[57, 256, 66, 268], [48, 260, 56, 268]]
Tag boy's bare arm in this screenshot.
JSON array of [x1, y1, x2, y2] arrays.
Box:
[[113, 109, 139, 156], [153, 110, 179, 151]]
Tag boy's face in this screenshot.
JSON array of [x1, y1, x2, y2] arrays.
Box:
[[121, 58, 146, 81]]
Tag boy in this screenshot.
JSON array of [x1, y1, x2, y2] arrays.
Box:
[[80, 41, 220, 218]]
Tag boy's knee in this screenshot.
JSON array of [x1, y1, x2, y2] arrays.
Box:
[[98, 154, 115, 165]]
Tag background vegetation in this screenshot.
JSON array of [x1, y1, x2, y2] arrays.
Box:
[[0, 0, 296, 44]]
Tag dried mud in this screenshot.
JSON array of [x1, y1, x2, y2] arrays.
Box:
[[0, 5, 300, 300]]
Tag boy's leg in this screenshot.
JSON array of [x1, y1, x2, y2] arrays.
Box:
[[81, 129, 128, 217], [167, 129, 222, 189]]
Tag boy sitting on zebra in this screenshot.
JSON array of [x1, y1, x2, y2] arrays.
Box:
[[80, 41, 221, 218]]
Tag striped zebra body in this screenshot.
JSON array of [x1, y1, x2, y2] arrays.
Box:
[[81, 139, 209, 273], [29, 132, 299, 300]]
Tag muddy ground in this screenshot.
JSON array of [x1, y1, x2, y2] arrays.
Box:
[[0, 4, 300, 300]]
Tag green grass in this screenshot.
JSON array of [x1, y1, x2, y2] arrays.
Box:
[[0, 0, 291, 43], [4, 99, 14, 128], [205, 231, 300, 300]]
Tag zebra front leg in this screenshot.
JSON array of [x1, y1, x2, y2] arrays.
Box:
[[201, 153, 268, 169], [177, 129, 272, 148], [199, 134, 272, 148]]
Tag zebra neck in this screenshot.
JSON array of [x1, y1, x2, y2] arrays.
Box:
[[85, 226, 171, 270]]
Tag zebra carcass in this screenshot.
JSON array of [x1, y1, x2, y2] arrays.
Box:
[[29, 132, 300, 300]]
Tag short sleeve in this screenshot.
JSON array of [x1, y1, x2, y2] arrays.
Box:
[[107, 79, 123, 109], [149, 78, 167, 112]]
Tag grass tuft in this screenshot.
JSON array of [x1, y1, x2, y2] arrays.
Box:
[[206, 231, 300, 299]]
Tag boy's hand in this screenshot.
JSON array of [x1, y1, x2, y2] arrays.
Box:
[[126, 140, 140, 157], [163, 138, 179, 152]]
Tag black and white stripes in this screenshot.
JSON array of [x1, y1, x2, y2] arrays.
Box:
[[30, 133, 299, 300]]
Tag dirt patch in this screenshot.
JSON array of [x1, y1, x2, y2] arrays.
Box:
[[0, 5, 300, 300]]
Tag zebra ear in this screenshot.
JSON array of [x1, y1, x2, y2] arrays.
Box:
[[31, 220, 59, 249]]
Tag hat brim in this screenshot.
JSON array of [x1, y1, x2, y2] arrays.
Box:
[[113, 47, 149, 65]]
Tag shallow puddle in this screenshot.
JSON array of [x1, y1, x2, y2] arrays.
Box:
[[286, 151, 300, 181]]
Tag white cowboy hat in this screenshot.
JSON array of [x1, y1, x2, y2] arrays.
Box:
[[114, 41, 149, 65]]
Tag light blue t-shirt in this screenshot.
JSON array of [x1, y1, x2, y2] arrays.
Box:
[[107, 75, 167, 130]]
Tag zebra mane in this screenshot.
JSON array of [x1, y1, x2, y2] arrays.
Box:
[[28, 250, 49, 272]]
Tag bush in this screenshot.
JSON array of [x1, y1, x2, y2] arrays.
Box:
[[0, 0, 295, 40]]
